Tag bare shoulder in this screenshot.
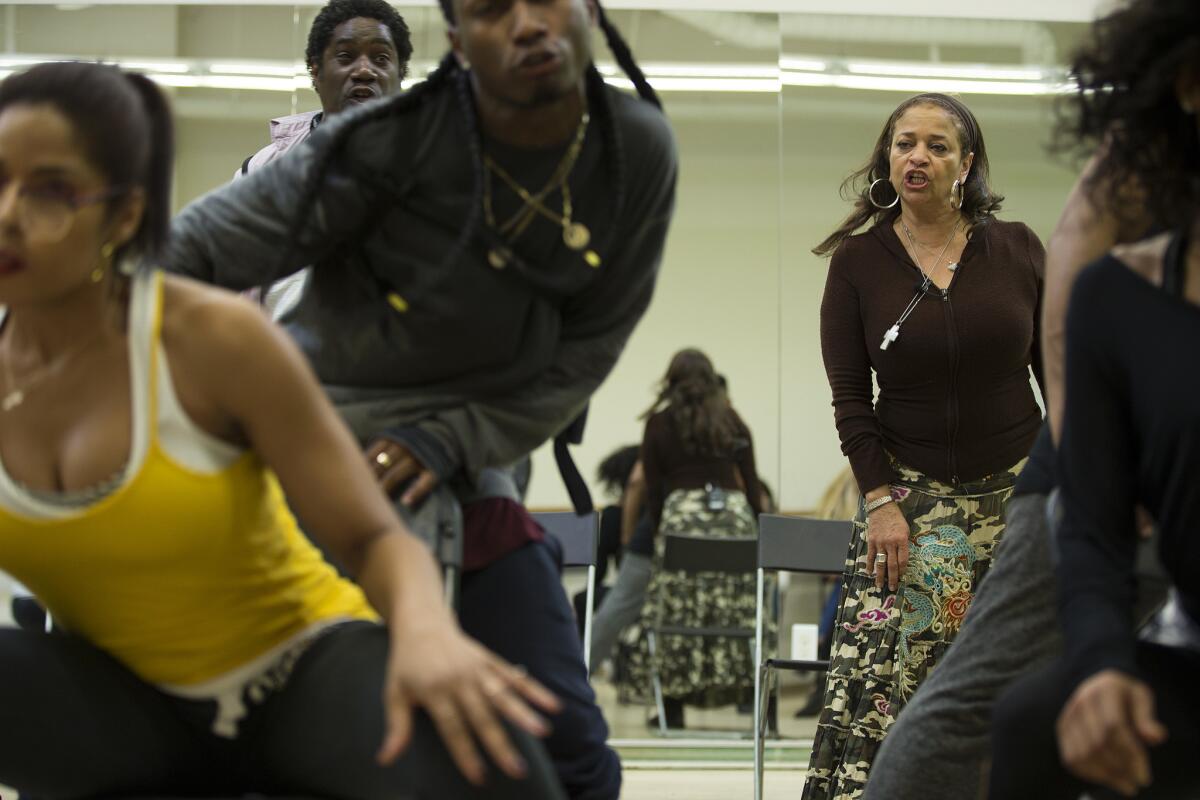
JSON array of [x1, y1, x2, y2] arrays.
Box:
[[157, 273, 308, 407], [159, 275, 284, 364], [1110, 232, 1172, 287]]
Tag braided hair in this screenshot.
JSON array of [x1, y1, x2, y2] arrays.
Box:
[[274, 0, 661, 281]]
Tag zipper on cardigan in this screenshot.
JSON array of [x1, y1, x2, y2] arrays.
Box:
[[942, 291, 961, 485]]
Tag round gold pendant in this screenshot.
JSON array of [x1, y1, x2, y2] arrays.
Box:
[[487, 248, 509, 270], [563, 222, 591, 251]]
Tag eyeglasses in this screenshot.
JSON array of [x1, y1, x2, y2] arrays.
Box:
[[0, 180, 126, 244]]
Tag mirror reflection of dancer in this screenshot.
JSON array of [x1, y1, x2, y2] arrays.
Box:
[[0, 61, 565, 799], [167, 1, 677, 797]]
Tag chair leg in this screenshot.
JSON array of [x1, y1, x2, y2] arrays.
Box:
[[648, 630, 668, 736], [754, 663, 771, 800], [582, 565, 595, 677], [443, 565, 459, 610]]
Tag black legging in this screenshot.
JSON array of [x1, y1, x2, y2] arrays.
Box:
[[0, 621, 565, 800], [990, 641, 1200, 800]]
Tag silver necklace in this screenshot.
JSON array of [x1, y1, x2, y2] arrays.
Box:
[[901, 219, 962, 275]]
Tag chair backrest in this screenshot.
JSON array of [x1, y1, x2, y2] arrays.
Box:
[[757, 514, 853, 574], [532, 511, 599, 568], [661, 533, 758, 574]]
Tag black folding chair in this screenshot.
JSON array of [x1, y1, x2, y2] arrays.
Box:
[[649, 532, 759, 737], [753, 515, 855, 800], [532, 511, 600, 674]]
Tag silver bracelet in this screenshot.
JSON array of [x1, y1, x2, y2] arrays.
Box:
[[865, 495, 895, 515]]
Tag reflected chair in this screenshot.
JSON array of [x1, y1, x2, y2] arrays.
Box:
[[532, 511, 600, 674], [753, 514, 855, 800], [649, 532, 760, 737]]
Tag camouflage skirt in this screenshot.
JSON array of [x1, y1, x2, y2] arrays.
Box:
[[615, 488, 775, 708], [801, 458, 1024, 800]]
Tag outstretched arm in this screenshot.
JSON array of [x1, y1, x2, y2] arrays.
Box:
[[162, 278, 559, 784]]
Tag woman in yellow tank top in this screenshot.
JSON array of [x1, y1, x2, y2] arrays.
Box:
[[0, 61, 564, 799]]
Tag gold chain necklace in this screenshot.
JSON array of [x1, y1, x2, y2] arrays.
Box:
[[1, 335, 104, 412], [482, 112, 601, 270]]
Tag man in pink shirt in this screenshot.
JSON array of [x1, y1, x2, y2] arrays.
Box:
[[241, 0, 412, 316]]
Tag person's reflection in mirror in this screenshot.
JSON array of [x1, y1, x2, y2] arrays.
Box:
[[613, 349, 773, 731]]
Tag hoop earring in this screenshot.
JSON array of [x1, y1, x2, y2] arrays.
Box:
[[868, 178, 899, 210], [950, 179, 965, 210], [91, 242, 115, 284]]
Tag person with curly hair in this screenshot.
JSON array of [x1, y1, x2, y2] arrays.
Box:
[[238, 0, 413, 317], [988, 0, 1200, 797], [802, 93, 1046, 800]]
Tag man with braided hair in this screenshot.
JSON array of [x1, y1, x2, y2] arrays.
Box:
[[167, 1, 677, 797]]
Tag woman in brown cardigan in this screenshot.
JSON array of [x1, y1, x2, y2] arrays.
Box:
[[802, 93, 1045, 800]]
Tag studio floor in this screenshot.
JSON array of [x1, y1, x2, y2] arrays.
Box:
[[593, 677, 818, 798]]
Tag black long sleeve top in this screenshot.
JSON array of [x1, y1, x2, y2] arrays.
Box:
[[1057, 235, 1200, 684], [641, 409, 763, 531]]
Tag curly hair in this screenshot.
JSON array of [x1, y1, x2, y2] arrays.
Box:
[[596, 444, 640, 498], [642, 349, 740, 457], [1056, 0, 1200, 231], [306, 0, 414, 78], [814, 93, 1003, 257]]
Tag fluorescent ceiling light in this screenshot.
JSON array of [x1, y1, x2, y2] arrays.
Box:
[[151, 73, 300, 92], [781, 70, 1067, 95], [0, 52, 1070, 96], [779, 57, 828, 72], [844, 61, 1046, 82], [607, 76, 779, 93], [208, 62, 302, 77]]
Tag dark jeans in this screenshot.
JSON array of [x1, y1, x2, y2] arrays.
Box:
[[459, 538, 621, 800], [0, 622, 563, 799], [990, 642, 1200, 800]]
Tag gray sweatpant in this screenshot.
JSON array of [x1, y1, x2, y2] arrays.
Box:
[[863, 493, 1060, 800], [588, 551, 653, 674]]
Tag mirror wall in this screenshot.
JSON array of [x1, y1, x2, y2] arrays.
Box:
[[0, 2, 1093, 745], [0, 3, 785, 513], [777, 13, 1088, 511]]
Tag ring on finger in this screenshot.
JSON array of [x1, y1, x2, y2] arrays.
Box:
[[375, 451, 394, 469], [874, 552, 888, 563]]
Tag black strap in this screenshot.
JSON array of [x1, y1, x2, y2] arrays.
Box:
[[240, 155, 253, 176], [553, 407, 594, 514], [1164, 228, 1189, 299]]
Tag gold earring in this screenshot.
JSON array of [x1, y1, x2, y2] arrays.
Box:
[[91, 242, 115, 284]]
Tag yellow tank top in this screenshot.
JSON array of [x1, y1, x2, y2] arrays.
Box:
[[0, 271, 377, 686]]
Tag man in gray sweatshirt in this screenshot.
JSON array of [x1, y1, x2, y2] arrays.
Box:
[[166, 2, 677, 798]]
